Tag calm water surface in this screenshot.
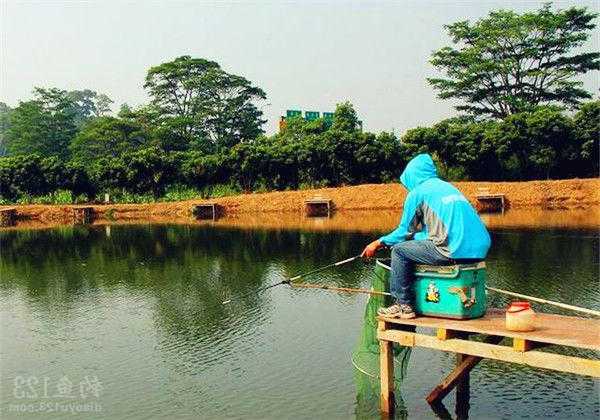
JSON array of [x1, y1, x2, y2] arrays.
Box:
[[0, 221, 598, 419]]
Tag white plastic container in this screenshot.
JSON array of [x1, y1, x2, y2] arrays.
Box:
[[506, 301, 536, 332]]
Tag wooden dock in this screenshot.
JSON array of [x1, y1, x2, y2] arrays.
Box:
[[0, 207, 17, 227], [72, 206, 94, 224], [476, 188, 505, 213], [377, 309, 600, 416], [305, 197, 332, 217], [192, 203, 221, 220]]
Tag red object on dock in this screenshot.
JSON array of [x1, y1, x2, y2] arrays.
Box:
[[507, 301, 531, 312]]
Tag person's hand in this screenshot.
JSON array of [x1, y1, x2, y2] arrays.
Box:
[[361, 239, 382, 259]]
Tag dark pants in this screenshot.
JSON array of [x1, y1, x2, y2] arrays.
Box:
[[390, 240, 452, 304]]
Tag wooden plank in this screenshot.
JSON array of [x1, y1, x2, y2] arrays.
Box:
[[377, 330, 600, 377], [378, 309, 600, 351], [426, 335, 504, 404], [476, 194, 505, 199], [379, 339, 395, 415]]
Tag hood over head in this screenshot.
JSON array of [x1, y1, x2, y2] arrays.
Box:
[[400, 154, 438, 191]]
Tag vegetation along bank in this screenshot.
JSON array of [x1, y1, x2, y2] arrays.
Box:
[[2, 178, 598, 228]]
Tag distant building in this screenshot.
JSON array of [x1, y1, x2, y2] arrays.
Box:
[[279, 110, 362, 132]]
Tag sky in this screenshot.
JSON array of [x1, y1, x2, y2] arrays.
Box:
[[1, 0, 599, 135]]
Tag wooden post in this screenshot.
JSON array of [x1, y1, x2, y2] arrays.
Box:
[[436, 328, 457, 341], [455, 354, 470, 420], [513, 338, 534, 352], [378, 320, 395, 415]]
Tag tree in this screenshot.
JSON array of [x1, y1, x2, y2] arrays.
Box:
[[70, 116, 151, 166], [67, 89, 114, 126], [0, 102, 11, 156], [5, 88, 113, 158], [6, 89, 78, 158], [332, 101, 360, 132], [573, 100, 600, 177], [429, 4, 599, 118], [0, 155, 63, 199], [144, 56, 266, 152], [122, 147, 176, 198]]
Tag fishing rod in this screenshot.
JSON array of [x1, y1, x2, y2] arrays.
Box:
[[222, 254, 363, 304], [486, 286, 600, 317], [289, 282, 390, 296]]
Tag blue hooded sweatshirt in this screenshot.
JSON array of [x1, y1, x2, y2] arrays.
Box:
[[379, 154, 491, 259]]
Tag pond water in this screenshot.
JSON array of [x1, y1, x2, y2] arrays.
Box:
[[1, 221, 598, 419]]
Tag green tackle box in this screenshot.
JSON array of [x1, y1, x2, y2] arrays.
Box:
[[375, 260, 487, 319]]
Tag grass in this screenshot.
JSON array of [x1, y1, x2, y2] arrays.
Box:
[[10, 190, 88, 205], [0, 184, 244, 205]]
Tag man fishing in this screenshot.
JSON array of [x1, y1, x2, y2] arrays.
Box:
[[361, 153, 491, 319]]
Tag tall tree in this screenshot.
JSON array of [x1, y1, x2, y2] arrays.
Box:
[[5, 88, 114, 158], [66, 89, 114, 126], [144, 56, 266, 152], [429, 4, 599, 118], [6, 88, 78, 158]]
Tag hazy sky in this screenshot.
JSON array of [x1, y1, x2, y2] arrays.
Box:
[[1, 0, 599, 135]]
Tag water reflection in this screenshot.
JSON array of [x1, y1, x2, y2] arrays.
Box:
[[0, 224, 598, 419]]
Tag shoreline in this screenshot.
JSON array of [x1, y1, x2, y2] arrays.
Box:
[[1, 178, 599, 230]]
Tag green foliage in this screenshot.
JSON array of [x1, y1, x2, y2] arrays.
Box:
[[5, 88, 113, 159], [66, 89, 114, 126], [401, 103, 597, 181], [0, 102, 11, 156], [429, 4, 599, 118], [70, 116, 151, 165], [1, 36, 598, 205], [144, 55, 266, 152], [201, 183, 240, 199], [0, 155, 95, 202], [2, 99, 598, 204], [331, 101, 360, 132], [573, 101, 600, 176], [161, 184, 201, 202], [6, 94, 76, 159], [0, 155, 58, 200], [16, 190, 77, 205]]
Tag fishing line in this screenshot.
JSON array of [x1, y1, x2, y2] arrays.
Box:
[[222, 254, 363, 304]]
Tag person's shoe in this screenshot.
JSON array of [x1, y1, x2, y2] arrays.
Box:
[[377, 303, 416, 319]]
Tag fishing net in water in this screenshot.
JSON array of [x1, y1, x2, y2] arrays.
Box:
[[352, 260, 412, 417]]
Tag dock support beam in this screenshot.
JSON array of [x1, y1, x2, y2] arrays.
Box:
[[379, 339, 395, 415], [378, 320, 395, 415], [455, 353, 470, 420], [426, 334, 504, 405]]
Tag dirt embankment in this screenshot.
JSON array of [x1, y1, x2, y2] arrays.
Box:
[[1, 178, 599, 229]]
